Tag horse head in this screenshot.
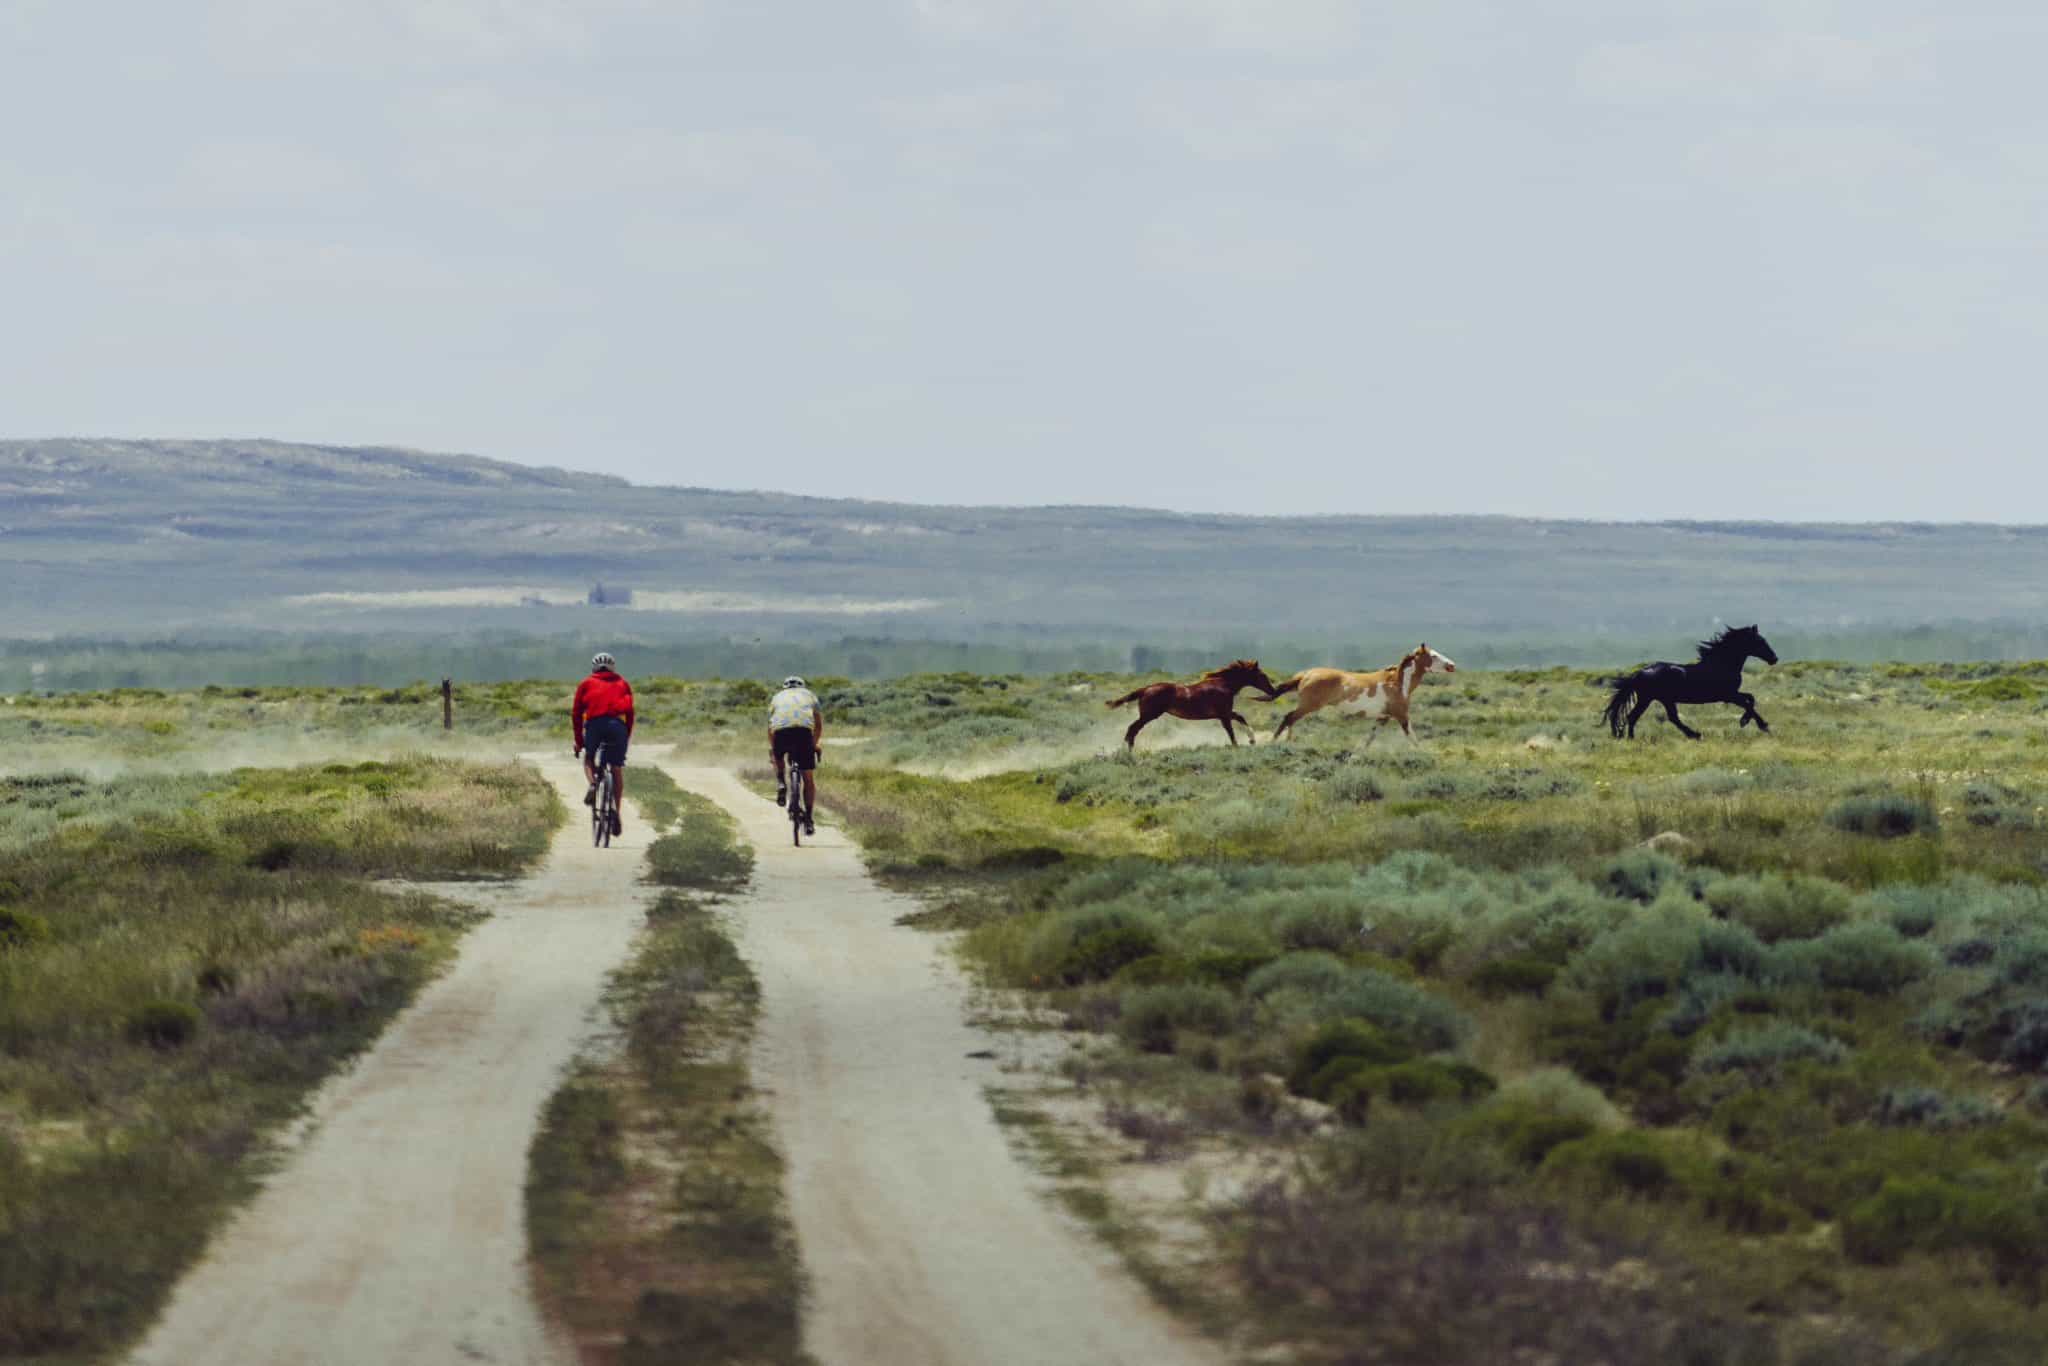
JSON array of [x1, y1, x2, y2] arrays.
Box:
[[1207, 658, 1281, 699], [1703, 624, 1777, 667], [1399, 643, 1458, 692]]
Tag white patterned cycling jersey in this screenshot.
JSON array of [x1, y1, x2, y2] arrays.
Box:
[[768, 687, 819, 732]]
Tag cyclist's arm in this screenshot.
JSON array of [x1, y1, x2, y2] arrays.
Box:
[[811, 704, 823, 743], [622, 682, 635, 737], [571, 679, 589, 752]]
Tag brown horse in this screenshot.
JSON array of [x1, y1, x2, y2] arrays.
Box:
[[1107, 659, 1281, 750]]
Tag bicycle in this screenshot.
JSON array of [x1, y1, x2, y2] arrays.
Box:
[[590, 743, 620, 849], [787, 759, 807, 846]]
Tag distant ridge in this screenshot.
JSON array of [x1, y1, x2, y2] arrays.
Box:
[[5, 437, 2046, 640]]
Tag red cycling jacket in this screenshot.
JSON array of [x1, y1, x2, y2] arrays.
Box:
[[572, 669, 635, 751]]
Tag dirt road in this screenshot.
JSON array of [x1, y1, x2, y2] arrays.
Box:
[[672, 766, 1221, 1366], [130, 755, 637, 1366]]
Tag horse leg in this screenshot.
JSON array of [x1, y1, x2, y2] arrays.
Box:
[[1661, 700, 1702, 740], [1273, 708, 1302, 741], [1734, 692, 1770, 733], [1362, 718, 1388, 749], [1218, 716, 1239, 746], [1231, 710, 1255, 745], [1124, 706, 1155, 750], [1626, 695, 1652, 738]]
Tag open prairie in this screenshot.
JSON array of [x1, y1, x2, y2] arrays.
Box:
[[3, 654, 2046, 1364]]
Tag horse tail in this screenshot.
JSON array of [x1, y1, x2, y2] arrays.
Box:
[[1106, 687, 1146, 709], [1269, 672, 1304, 698], [1602, 673, 1640, 738]]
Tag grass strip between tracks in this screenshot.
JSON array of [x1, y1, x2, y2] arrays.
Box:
[[526, 766, 810, 1366]]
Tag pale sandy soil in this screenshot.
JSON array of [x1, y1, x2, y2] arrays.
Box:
[[129, 754, 642, 1366], [672, 766, 1224, 1366], [128, 754, 1219, 1366]]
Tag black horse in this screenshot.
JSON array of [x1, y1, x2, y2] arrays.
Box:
[[1603, 625, 1779, 739]]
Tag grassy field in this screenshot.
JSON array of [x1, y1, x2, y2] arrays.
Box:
[[0, 756, 560, 1363], [525, 766, 809, 1366], [8, 656, 2048, 1362], [806, 659, 2048, 1363]]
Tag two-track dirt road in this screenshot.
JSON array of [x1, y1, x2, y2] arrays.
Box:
[[129, 754, 1214, 1366], [130, 754, 638, 1366], [675, 766, 1219, 1366]]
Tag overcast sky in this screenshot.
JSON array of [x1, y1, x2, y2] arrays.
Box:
[[2, 1, 2041, 520]]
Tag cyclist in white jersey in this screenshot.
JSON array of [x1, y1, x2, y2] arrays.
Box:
[[768, 676, 822, 835]]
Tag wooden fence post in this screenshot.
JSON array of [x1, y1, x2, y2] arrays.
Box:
[[442, 678, 453, 730]]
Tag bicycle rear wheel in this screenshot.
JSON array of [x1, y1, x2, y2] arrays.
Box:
[[592, 750, 613, 848], [788, 777, 804, 846]]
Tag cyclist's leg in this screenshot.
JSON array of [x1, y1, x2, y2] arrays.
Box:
[[607, 723, 628, 831], [799, 731, 817, 828], [582, 747, 599, 803]]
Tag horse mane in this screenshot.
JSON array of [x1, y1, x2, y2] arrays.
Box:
[[1696, 626, 1756, 662], [1201, 658, 1259, 680], [1395, 646, 1425, 693]]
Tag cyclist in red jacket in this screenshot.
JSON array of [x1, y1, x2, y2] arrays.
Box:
[[572, 651, 634, 834]]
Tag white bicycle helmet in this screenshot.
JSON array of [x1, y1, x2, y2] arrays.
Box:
[[592, 652, 616, 670], [783, 675, 806, 689]]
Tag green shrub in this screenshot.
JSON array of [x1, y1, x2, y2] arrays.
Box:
[[1110, 955, 1186, 987], [1827, 794, 1938, 839], [1245, 951, 1351, 1000], [1541, 1131, 1687, 1197], [1058, 925, 1161, 984], [1492, 1067, 1627, 1131], [1327, 770, 1384, 804], [1874, 1087, 2000, 1131], [125, 1000, 202, 1049], [1694, 1156, 1808, 1234], [1383, 1059, 1496, 1104], [1691, 1023, 1847, 1078], [1177, 948, 1275, 985], [1565, 898, 1710, 1009], [1689, 920, 1769, 979], [1272, 904, 1359, 952], [1468, 955, 1559, 998], [0, 906, 51, 950], [1117, 983, 1238, 1053], [1287, 1019, 1415, 1096], [1959, 676, 2038, 704], [1317, 969, 1471, 1052], [1703, 873, 1852, 943], [1839, 1177, 2001, 1266], [1458, 1100, 1596, 1167], [1028, 906, 1162, 985], [1871, 884, 1950, 939], [1771, 921, 1936, 993], [1595, 848, 1688, 904]]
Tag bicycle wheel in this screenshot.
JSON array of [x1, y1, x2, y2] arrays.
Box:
[[788, 774, 804, 846], [592, 749, 612, 848]]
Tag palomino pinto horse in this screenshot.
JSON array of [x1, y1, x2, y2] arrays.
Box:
[[1269, 644, 1458, 744], [1603, 624, 1778, 739], [1107, 659, 1281, 750]]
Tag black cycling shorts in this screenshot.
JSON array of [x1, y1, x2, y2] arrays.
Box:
[[584, 714, 630, 766], [772, 727, 817, 772]]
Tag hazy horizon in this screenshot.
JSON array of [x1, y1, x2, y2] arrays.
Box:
[[5, 2, 2042, 522], [15, 432, 2048, 529]]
